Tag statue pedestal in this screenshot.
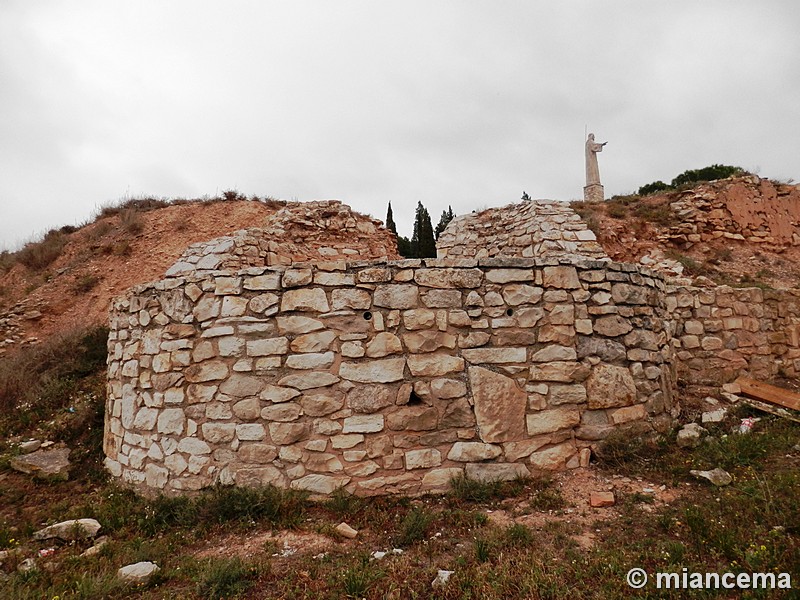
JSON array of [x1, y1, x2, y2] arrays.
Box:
[[583, 184, 604, 203]]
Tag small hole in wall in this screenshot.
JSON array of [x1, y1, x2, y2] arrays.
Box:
[[407, 391, 423, 405], [506, 308, 515, 317], [363, 311, 372, 321]]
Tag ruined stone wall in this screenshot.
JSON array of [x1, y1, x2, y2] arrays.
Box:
[[661, 176, 800, 248], [167, 201, 399, 277], [436, 200, 608, 261], [105, 258, 674, 496], [668, 285, 800, 384]]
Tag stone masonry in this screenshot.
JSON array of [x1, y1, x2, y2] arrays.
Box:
[[436, 200, 607, 261], [166, 200, 399, 277], [105, 256, 675, 496]]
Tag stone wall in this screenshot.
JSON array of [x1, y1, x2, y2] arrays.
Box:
[[104, 257, 675, 496], [661, 176, 800, 249], [668, 285, 800, 384], [166, 201, 399, 277], [436, 200, 607, 261]]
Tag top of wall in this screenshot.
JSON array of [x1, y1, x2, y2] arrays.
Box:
[[166, 201, 400, 277], [436, 200, 608, 261]]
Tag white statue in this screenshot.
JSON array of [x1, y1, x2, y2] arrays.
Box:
[[584, 133, 607, 202]]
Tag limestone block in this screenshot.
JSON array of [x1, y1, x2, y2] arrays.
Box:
[[611, 283, 650, 305], [341, 341, 365, 358], [403, 331, 456, 353], [586, 364, 637, 409], [440, 398, 476, 428], [609, 404, 646, 424], [248, 293, 279, 313], [247, 337, 289, 357], [235, 465, 286, 488], [217, 336, 245, 357], [306, 453, 344, 473], [468, 366, 526, 442], [278, 372, 340, 390], [185, 360, 229, 383], [269, 422, 310, 445], [314, 272, 355, 286], [340, 358, 406, 383], [276, 315, 324, 334], [529, 361, 590, 383], [421, 289, 462, 308], [331, 434, 364, 449], [529, 442, 575, 470], [232, 398, 261, 420], [407, 353, 464, 376], [448, 310, 472, 327], [458, 331, 490, 348], [486, 269, 532, 283], [261, 385, 301, 403], [221, 296, 248, 317], [164, 387, 185, 404], [431, 378, 467, 399], [290, 474, 350, 495], [347, 385, 393, 413], [525, 407, 580, 436], [133, 407, 158, 431], [593, 315, 633, 337], [305, 439, 328, 452], [402, 309, 436, 330], [177, 438, 211, 455], [404, 448, 442, 470], [243, 273, 281, 291], [281, 288, 330, 313], [194, 297, 221, 321], [387, 406, 438, 431], [192, 341, 215, 363], [157, 409, 185, 435], [516, 307, 545, 327], [374, 284, 419, 309], [447, 442, 502, 462], [542, 266, 581, 289], [282, 269, 313, 287], [421, 467, 464, 492], [236, 423, 267, 441], [465, 463, 530, 482], [261, 403, 302, 422], [291, 331, 337, 353], [301, 393, 344, 416], [531, 345, 577, 362], [219, 374, 264, 397], [145, 464, 169, 488], [502, 284, 543, 306], [286, 352, 335, 370], [366, 332, 403, 358], [414, 268, 482, 288], [165, 453, 188, 475], [503, 437, 550, 461], [331, 288, 372, 311], [576, 336, 626, 362], [343, 415, 385, 433], [214, 277, 242, 295], [357, 267, 392, 283], [548, 384, 587, 405], [461, 347, 526, 364], [238, 443, 278, 463], [201, 423, 236, 443]]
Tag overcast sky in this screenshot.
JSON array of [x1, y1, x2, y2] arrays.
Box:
[[2, 1, 799, 250]]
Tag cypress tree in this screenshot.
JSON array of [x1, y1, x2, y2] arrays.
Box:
[[412, 202, 436, 258], [434, 205, 455, 240], [385, 202, 397, 234]]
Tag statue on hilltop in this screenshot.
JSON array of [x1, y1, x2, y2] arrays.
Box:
[[584, 132, 607, 203]]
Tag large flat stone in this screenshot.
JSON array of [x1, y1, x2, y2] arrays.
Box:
[[468, 366, 526, 443], [339, 358, 406, 383], [465, 463, 530, 482], [586, 364, 637, 409], [525, 407, 580, 436], [407, 353, 464, 376]]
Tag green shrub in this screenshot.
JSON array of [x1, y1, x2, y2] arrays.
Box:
[[16, 229, 67, 270], [606, 203, 627, 219], [671, 164, 744, 188], [73, 274, 100, 293], [638, 180, 672, 195], [119, 208, 145, 235], [0, 326, 108, 427], [396, 507, 435, 546], [196, 557, 262, 600], [449, 472, 528, 503]]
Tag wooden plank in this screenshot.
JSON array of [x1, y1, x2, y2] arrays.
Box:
[[740, 398, 800, 424], [735, 376, 800, 412]]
